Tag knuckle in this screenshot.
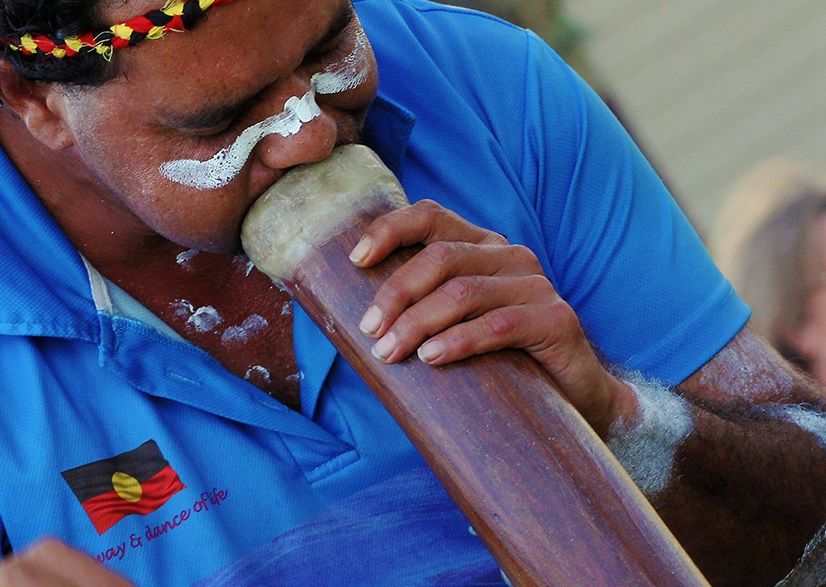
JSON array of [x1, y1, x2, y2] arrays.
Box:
[[413, 199, 444, 223], [548, 299, 580, 333], [483, 307, 520, 338], [378, 276, 409, 303], [483, 231, 509, 246], [531, 300, 582, 353], [443, 326, 477, 356], [523, 273, 555, 297], [421, 240, 455, 269], [509, 244, 543, 271], [440, 276, 477, 305], [366, 217, 397, 242]]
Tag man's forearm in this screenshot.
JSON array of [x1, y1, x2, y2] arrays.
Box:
[[607, 367, 826, 586]]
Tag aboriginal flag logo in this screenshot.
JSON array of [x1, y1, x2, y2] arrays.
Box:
[[61, 440, 186, 535]]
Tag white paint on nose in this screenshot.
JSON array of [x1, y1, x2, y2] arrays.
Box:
[[159, 28, 372, 191]]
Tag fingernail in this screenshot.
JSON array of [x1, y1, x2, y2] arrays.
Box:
[[359, 305, 383, 335], [349, 236, 372, 264], [418, 340, 445, 364], [372, 332, 397, 361]]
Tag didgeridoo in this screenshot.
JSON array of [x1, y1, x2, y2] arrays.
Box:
[[241, 145, 708, 586]]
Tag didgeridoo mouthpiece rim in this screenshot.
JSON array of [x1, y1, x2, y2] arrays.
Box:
[[241, 144, 409, 284]]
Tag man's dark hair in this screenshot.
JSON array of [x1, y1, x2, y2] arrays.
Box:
[[0, 0, 116, 85]]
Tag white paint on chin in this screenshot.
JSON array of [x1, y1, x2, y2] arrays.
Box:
[[158, 28, 372, 191]]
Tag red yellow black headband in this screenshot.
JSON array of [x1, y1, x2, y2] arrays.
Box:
[[1, 0, 236, 60]]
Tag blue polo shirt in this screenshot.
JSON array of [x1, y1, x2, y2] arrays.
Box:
[[0, 0, 749, 585]]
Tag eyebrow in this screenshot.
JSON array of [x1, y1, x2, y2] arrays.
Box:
[[159, 1, 355, 132]]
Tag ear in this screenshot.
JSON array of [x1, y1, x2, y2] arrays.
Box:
[[0, 59, 74, 151]]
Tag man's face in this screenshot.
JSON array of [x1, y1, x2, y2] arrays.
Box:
[[60, 0, 378, 253]]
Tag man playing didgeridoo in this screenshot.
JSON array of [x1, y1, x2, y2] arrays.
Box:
[[0, 0, 823, 585]]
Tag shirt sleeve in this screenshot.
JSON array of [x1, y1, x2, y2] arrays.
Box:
[[520, 32, 751, 384]]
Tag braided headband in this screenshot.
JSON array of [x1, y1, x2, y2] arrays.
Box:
[[1, 0, 237, 60]]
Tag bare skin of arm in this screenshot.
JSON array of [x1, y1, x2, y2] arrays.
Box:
[[665, 330, 826, 586], [352, 200, 826, 586]]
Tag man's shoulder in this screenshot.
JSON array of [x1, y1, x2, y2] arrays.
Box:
[[355, 0, 530, 56], [0, 147, 97, 340], [355, 0, 564, 122]]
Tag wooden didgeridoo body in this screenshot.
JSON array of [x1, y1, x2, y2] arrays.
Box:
[[242, 145, 708, 586]]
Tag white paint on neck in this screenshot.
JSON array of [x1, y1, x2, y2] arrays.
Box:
[[176, 248, 200, 268], [221, 314, 269, 345], [188, 305, 223, 332], [159, 28, 371, 191], [171, 299, 195, 319], [171, 299, 223, 333], [698, 334, 795, 400], [245, 365, 272, 384]]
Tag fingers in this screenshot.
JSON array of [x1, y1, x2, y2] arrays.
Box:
[[349, 199, 506, 267], [349, 199, 639, 436], [367, 273, 553, 364], [358, 240, 543, 339]]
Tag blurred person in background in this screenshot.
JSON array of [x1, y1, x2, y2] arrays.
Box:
[[712, 159, 826, 386]]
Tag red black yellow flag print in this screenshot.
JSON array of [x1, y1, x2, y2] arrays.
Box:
[[61, 440, 186, 535]]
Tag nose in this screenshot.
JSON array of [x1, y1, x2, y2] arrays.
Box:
[[253, 87, 338, 171]]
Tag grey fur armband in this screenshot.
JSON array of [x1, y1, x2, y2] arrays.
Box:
[[606, 372, 693, 498]]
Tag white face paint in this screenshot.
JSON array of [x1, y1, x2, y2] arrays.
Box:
[[159, 28, 371, 191], [313, 27, 370, 94], [159, 86, 321, 190]]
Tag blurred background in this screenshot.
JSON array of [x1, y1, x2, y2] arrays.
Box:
[[442, 0, 826, 240]]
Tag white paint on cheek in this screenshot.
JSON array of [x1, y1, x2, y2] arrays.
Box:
[[159, 85, 322, 190], [158, 28, 372, 191], [312, 27, 370, 95], [221, 314, 269, 344], [607, 372, 693, 498]]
